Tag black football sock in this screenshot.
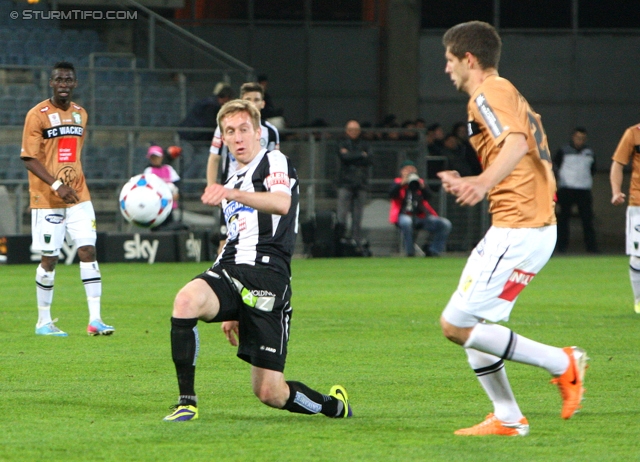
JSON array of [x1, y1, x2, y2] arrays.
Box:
[[283, 381, 340, 417], [170, 317, 199, 399]]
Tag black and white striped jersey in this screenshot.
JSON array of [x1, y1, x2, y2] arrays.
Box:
[[216, 149, 299, 277], [210, 120, 280, 183]]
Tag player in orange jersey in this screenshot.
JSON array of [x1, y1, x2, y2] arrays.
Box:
[[610, 123, 640, 313], [21, 61, 114, 337], [436, 21, 587, 436]]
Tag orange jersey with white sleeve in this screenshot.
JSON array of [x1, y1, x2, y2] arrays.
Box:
[[611, 123, 640, 206], [467, 75, 556, 228], [21, 99, 90, 209]]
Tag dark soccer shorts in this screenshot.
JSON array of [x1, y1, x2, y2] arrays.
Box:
[[196, 264, 292, 372]]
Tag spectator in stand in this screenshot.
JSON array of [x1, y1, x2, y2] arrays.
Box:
[[400, 120, 420, 141], [257, 74, 283, 121], [427, 123, 445, 157], [441, 133, 474, 177], [453, 121, 482, 175], [179, 83, 235, 192], [336, 119, 372, 246], [389, 160, 452, 257]]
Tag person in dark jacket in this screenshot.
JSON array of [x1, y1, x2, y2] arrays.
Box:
[[336, 119, 372, 244]]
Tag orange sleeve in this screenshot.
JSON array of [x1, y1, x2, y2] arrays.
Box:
[[21, 108, 43, 160]]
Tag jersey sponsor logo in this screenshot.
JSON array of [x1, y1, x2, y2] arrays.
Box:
[[43, 125, 84, 139], [265, 171, 290, 189], [72, 112, 82, 124], [475, 93, 503, 138], [44, 213, 64, 224], [48, 113, 61, 127], [498, 269, 536, 302], [57, 137, 78, 162], [40, 106, 50, 113]]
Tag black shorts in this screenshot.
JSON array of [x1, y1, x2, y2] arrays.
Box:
[[195, 264, 292, 372]]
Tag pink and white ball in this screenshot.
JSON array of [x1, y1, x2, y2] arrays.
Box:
[[119, 173, 173, 228]]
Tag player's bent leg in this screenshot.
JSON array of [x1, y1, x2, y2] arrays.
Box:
[[440, 316, 475, 346], [251, 367, 290, 408], [252, 367, 351, 418], [173, 278, 221, 320]]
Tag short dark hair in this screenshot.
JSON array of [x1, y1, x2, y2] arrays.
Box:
[[51, 61, 76, 78], [240, 82, 264, 98], [427, 123, 441, 132], [443, 21, 501, 70], [257, 74, 268, 82], [573, 127, 587, 135]]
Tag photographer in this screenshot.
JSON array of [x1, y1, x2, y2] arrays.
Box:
[[389, 160, 452, 256]]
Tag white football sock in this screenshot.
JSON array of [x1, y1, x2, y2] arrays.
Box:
[[465, 323, 569, 376], [80, 261, 102, 322], [36, 264, 54, 326], [629, 256, 640, 303], [466, 348, 523, 423]]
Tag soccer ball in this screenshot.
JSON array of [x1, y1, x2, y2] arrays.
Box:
[[119, 173, 173, 228]]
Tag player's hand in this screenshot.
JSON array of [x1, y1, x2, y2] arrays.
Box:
[[57, 184, 79, 204], [612, 192, 626, 206], [221, 321, 239, 346], [201, 184, 227, 206], [437, 170, 461, 194], [438, 170, 486, 206]]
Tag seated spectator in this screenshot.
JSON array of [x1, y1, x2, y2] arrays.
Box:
[[389, 160, 452, 257]]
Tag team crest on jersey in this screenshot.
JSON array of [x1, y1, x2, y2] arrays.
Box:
[[72, 112, 82, 124], [48, 113, 61, 127]]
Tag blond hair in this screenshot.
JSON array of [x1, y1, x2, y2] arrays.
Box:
[[217, 99, 261, 131]]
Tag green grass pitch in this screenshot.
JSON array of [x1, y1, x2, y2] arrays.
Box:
[[0, 255, 638, 461]]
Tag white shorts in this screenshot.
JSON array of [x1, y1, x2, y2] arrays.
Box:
[[626, 206, 640, 256], [31, 201, 97, 256], [442, 225, 556, 327]]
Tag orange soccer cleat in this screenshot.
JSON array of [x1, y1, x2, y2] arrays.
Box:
[[551, 346, 588, 419], [454, 413, 529, 436]]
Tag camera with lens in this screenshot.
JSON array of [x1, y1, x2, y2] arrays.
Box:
[[407, 172, 421, 191]]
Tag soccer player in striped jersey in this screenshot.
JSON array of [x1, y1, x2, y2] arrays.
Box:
[[437, 21, 587, 436], [164, 99, 351, 422], [207, 82, 280, 255]]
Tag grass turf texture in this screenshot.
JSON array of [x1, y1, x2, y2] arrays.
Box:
[[0, 256, 638, 461]]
